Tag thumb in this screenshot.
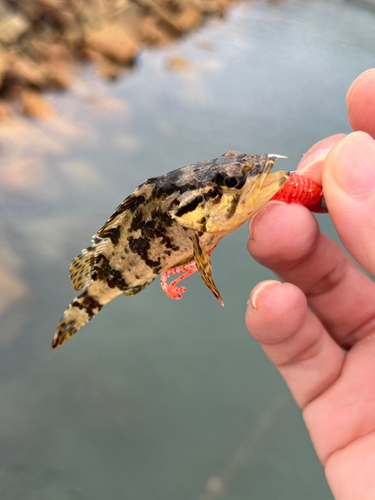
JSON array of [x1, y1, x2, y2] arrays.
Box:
[[323, 131, 375, 275]]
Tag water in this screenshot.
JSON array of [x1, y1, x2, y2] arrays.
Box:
[[0, 0, 374, 498]]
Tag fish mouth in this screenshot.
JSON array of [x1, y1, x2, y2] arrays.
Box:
[[258, 154, 289, 192], [245, 154, 290, 214]]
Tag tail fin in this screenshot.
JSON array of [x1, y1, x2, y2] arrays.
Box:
[[52, 290, 106, 349]]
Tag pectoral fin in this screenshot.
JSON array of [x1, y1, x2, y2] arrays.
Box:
[[191, 233, 224, 306]]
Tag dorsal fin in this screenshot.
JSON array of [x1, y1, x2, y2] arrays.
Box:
[[95, 190, 146, 238], [69, 239, 107, 291], [70, 189, 148, 292]]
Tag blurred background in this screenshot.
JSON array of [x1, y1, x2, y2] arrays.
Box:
[[0, 0, 374, 498]]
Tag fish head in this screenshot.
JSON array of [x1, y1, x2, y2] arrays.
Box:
[[169, 151, 290, 235]]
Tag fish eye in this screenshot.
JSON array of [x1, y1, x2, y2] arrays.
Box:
[[224, 176, 239, 188], [216, 169, 246, 191]]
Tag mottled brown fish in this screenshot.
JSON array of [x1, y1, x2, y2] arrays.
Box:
[[52, 151, 289, 349]]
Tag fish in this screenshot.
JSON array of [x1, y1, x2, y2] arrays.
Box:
[[52, 151, 290, 349]]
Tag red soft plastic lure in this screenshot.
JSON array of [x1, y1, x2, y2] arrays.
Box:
[[271, 173, 322, 205], [160, 174, 323, 301]]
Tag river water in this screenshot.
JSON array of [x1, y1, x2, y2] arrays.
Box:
[[0, 0, 374, 498]]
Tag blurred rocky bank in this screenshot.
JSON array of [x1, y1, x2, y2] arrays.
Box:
[[0, 0, 238, 119]]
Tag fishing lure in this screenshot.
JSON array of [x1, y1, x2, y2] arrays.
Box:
[[52, 153, 322, 349], [271, 173, 322, 205]]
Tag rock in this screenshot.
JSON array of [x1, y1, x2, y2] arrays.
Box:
[[47, 61, 71, 90], [0, 99, 11, 121], [20, 90, 52, 118], [175, 6, 203, 32], [135, 0, 183, 37], [167, 55, 189, 71], [0, 0, 240, 118], [83, 48, 122, 79], [141, 17, 174, 45], [85, 24, 139, 64], [0, 4, 29, 44], [0, 47, 9, 87], [7, 55, 47, 89]]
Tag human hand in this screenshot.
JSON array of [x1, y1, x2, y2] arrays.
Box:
[[246, 68, 375, 500]]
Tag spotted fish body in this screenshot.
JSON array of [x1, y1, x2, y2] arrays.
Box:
[[52, 151, 289, 348]]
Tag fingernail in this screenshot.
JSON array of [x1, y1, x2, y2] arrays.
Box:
[[249, 280, 280, 309], [330, 132, 375, 197], [346, 69, 375, 107], [248, 201, 284, 240], [298, 148, 332, 174]]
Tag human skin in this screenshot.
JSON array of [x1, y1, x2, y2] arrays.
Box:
[[245, 68, 375, 500]]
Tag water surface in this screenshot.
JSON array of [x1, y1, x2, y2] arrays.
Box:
[[1, 0, 374, 498]]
